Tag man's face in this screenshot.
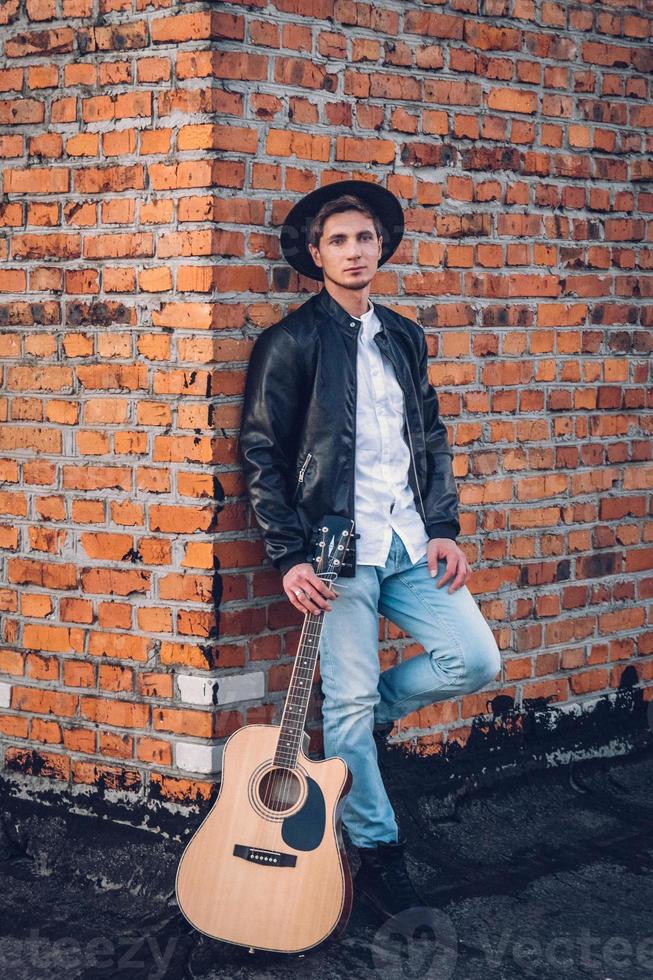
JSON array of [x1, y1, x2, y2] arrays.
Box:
[[308, 209, 382, 289]]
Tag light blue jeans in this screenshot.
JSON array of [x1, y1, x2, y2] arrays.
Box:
[[319, 528, 502, 847]]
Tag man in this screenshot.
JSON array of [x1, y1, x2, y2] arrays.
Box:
[[239, 179, 501, 921]]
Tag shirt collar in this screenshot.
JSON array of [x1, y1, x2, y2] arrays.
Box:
[[359, 299, 374, 319], [357, 299, 380, 340]]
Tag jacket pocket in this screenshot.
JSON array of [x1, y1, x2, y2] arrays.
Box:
[[291, 451, 313, 503]]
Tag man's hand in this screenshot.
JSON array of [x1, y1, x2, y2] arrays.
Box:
[[283, 562, 338, 615], [427, 538, 471, 593]]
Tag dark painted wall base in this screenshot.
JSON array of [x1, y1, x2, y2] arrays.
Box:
[[0, 679, 651, 893]]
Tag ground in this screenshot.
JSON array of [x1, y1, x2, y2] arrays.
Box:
[[1, 746, 652, 980]]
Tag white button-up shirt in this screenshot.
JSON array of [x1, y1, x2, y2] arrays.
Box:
[[352, 300, 430, 567]]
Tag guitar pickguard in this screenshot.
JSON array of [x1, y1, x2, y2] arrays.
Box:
[[281, 775, 326, 851]]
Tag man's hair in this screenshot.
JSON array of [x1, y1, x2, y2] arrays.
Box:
[[307, 194, 383, 249]]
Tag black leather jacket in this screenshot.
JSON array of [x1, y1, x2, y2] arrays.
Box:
[[238, 286, 460, 578]]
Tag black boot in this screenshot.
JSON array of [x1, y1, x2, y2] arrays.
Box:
[[372, 720, 394, 742], [354, 834, 426, 920], [372, 719, 394, 753], [372, 720, 394, 777]]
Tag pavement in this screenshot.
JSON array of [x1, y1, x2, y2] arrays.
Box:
[[1, 733, 653, 979]]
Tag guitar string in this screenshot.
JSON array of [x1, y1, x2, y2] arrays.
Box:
[[265, 534, 348, 827], [263, 599, 320, 813], [275, 583, 334, 814], [270, 607, 320, 814], [259, 554, 330, 813], [270, 533, 340, 815], [263, 564, 335, 819], [273, 563, 337, 817], [275, 541, 346, 815], [264, 578, 325, 813]]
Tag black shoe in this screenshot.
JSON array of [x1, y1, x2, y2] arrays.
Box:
[[354, 834, 426, 920], [372, 720, 394, 756], [372, 720, 394, 777], [372, 720, 394, 741]]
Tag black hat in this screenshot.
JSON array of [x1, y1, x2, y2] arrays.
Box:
[[280, 179, 404, 281]]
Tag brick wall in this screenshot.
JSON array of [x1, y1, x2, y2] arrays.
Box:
[[0, 0, 652, 812]]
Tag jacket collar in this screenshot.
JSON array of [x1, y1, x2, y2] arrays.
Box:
[[315, 285, 394, 336]]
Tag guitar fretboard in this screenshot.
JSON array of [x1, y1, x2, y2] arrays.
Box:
[[273, 571, 337, 768]]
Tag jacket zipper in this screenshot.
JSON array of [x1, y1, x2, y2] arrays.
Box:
[[350, 331, 359, 536], [402, 391, 428, 525], [292, 451, 312, 501], [377, 327, 428, 526], [344, 323, 360, 572]]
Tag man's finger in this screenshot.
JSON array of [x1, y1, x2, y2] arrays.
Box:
[[294, 582, 332, 612], [288, 593, 303, 613], [293, 592, 320, 614], [308, 575, 337, 599], [428, 552, 441, 577], [450, 560, 471, 590], [447, 564, 467, 593], [436, 554, 459, 588], [307, 586, 333, 611]]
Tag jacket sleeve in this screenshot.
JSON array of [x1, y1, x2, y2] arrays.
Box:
[[417, 329, 461, 541], [238, 323, 311, 576]]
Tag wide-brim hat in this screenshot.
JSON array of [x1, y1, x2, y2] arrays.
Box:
[[280, 179, 404, 281]]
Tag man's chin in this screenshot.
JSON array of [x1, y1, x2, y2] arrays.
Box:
[[330, 271, 375, 290]]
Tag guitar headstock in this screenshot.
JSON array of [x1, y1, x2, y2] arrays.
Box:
[[310, 516, 356, 582]]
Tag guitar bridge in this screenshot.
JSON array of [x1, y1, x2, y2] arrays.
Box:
[[233, 843, 297, 867]]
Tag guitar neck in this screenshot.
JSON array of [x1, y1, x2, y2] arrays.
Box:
[[273, 574, 335, 768]]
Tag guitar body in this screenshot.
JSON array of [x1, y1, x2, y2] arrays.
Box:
[[176, 723, 353, 953]]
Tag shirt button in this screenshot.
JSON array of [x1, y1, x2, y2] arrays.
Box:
[[350, 321, 356, 328]]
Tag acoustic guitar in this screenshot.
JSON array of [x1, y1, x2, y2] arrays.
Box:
[[176, 515, 356, 953]]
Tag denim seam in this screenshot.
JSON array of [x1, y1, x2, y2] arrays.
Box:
[[379, 686, 446, 718], [318, 641, 342, 752], [393, 572, 468, 686]]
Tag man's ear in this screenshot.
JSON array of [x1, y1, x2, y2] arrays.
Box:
[[308, 243, 322, 268]]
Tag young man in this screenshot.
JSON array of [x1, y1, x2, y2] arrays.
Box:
[[239, 179, 501, 920]]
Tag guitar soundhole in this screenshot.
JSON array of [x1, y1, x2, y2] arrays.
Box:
[[257, 767, 302, 813]]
